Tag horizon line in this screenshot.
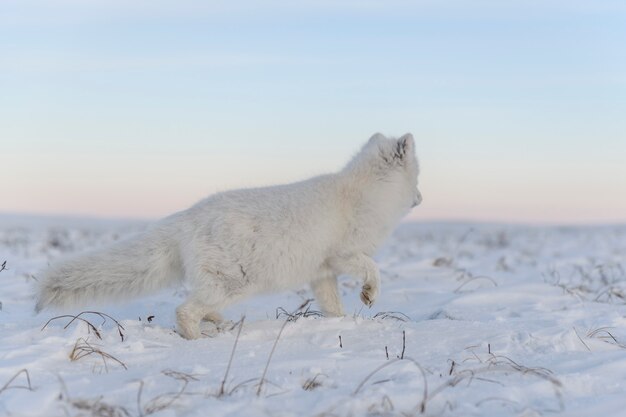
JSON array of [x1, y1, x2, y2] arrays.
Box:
[[1, 210, 625, 229]]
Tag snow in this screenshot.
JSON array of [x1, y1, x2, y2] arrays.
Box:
[[1, 215, 626, 416]]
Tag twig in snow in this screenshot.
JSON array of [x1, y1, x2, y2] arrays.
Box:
[[397, 330, 406, 360], [448, 360, 456, 376]]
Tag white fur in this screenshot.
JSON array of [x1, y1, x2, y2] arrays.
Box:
[[36, 133, 422, 339]]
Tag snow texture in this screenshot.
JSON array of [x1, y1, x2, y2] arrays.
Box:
[[1, 215, 626, 417]]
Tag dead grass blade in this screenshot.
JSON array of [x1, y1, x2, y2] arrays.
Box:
[[257, 299, 313, 396], [140, 383, 186, 416], [373, 311, 412, 321], [162, 369, 199, 383], [454, 276, 498, 293], [0, 369, 33, 396], [573, 327, 591, 351], [218, 316, 245, 396], [228, 378, 260, 396], [353, 357, 428, 413], [256, 320, 288, 397], [43, 315, 102, 339]]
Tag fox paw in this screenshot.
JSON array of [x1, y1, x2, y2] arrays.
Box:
[[360, 283, 378, 307], [199, 320, 235, 338], [216, 320, 236, 332]]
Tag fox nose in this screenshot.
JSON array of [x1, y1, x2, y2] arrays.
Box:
[[412, 190, 422, 208]]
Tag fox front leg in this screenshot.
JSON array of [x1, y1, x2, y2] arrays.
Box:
[[328, 254, 381, 307], [311, 273, 344, 317]]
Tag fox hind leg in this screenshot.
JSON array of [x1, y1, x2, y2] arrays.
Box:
[[176, 299, 204, 340]]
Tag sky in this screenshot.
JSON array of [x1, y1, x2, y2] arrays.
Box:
[[1, 0, 625, 224]]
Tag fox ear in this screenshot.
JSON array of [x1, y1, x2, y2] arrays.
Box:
[[395, 133, 414, 160], [368, 132, 386, 145]]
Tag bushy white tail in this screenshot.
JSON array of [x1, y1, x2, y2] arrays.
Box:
[[36, 229, 182, 312]]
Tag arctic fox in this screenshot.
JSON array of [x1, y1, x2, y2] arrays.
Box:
[[36, 133, 422, 339]]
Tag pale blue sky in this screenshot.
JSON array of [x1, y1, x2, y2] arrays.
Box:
[[1, 1, 625, 223]]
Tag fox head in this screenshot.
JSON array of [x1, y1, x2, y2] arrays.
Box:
[[348, 133, 422, 212]]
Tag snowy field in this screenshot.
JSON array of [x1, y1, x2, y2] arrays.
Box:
[[1, 214, 626, 417]]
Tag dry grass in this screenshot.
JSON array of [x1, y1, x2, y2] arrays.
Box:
[[575, 326, 626, 350], [425, 352, 563, 415], [546, 262, 626, 304], [68, 397, 132, 417], [56, 373, 131, 417], [137, 370, 198, 416], [199, 300, 321, 399], [586, 327, 626, 348], [69, 338, 127, 372], [432, 228, 476, 268], [42, 311, 126, 341], [351, 343, 563, 415], [61, 370, 198, 417], [433, 257, 454, 268], [276, 299, 323, 321], [302, 374, 326, 391]]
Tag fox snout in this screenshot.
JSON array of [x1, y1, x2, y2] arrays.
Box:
[[412, 190, 422, 208]]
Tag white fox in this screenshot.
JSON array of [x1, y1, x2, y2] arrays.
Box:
[[36, 133, 422, 339]]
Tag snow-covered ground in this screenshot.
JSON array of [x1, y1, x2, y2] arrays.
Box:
[[1, 215, 626, 417]]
